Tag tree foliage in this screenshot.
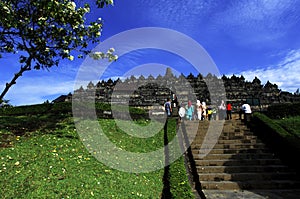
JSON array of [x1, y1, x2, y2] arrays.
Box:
[[0, 0, 115, 102]]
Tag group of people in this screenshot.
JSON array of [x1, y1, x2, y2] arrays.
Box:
[[164, 96, 252, 122], [218, 100, 233, 120], [165, 98, 218, 121]]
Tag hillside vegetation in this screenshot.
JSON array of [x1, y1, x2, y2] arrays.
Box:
[[0, 103, 193, 198], [250, 103, 300, 173]]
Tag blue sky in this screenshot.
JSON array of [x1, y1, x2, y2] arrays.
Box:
[[1, 0, 300, 106]]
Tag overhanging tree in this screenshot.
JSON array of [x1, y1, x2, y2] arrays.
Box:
[[0, 0, 116, 103]]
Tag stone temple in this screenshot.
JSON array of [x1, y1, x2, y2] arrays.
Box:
[[55, 68, 300, 112]]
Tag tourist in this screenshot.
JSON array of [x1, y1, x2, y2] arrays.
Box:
[[212, 106, 217, 120], [185, 100, 194, 121], [171, 94, 178, 108], [207, 107, 213, 120], [238, 103, 244, 120], [178, 102, 186, 121], [164, 97, 172, 117], [196, 100, 202, 120], [242, 103, 252, 122], [202, 101, 207, 120], [226, 101, 232, 120], [218, 100, 226, 120]]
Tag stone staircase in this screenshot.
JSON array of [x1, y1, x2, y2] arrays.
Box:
[[182, 116, 300, 197]]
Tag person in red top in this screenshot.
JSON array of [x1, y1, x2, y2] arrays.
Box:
[[226, 102, 232, 120]]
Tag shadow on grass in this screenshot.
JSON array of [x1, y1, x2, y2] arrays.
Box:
[[180, 121, 206, 199], [161, 120, 172, 198], [0, 113, 72, 147]]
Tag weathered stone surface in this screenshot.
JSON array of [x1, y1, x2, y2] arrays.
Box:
[[56, 68, 300, 111]]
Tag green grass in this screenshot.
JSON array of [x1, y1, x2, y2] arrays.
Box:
[[274, 116, 300, 137], [0, 112, 193, 198], [0, 115, 164, 198], [166, 119, 194, 199], [251, 112, 300, 173], [99, 119, 174, 153]]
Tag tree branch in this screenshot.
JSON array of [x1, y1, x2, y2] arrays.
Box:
[[0, 64, 31, 102]]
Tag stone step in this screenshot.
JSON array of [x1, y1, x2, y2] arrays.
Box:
[[192, 148, 272, 154], [215, 143, 266, 150], [217, 135, 258, 140], [192, 143, 267, 150], [186, 131, 256, 139], [189, 136, 257, 142], [195, 159, 283, 166], [192, 139, 261, 145], [194, 153, 277, 160], [184, 119, 300, 193], [196, 165, 290, 173], [187, 127, 254, 133], [202, 189, 300, 198], [191, 132, 257, 138], [199, 172, 299, 181], [200, 180, 300, 190]]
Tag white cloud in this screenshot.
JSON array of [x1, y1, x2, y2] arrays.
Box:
[[212, 0, 299, 45], [0, 60, 81, 106], [3, 49, 300, 106], [236, 49, 300, 93], [2, 73, 75, 106]]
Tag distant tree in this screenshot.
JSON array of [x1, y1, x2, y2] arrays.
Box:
[[295, 88, 300, 96], [0, 0, 117, 102]]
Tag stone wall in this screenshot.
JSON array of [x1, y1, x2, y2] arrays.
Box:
[[68, 68, 300, 111]]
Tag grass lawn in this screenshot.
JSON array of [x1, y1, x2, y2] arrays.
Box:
[[0, 113, 193, 198], [274, 116, 300, 137]]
